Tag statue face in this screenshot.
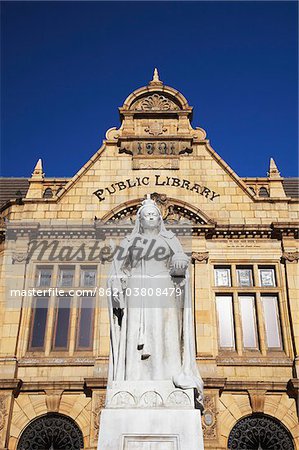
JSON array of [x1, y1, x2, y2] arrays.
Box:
[[140, 206, 161, 230]]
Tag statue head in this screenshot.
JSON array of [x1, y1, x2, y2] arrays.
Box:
[[140, 205, 161, 231], [136, 196, 162, 232]]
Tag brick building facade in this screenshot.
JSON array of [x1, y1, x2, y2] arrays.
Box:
[[0, 72, 298, 449]]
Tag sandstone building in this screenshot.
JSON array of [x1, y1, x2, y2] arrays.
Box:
[[0, 71, 298, 449]]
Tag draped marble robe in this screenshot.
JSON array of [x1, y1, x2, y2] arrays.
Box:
[[106, 199, 203, 399]]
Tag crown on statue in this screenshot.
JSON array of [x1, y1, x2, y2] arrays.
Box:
[[140, 194, 157, 208]]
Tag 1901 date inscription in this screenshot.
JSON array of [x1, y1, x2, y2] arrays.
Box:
[[119, 141, 192, 156]]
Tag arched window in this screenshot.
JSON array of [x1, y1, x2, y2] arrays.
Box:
[[228, 414, 294, 450], [43, 188, 53, 198], [259, 187, 269, 198], [17, 413, 84, 450]]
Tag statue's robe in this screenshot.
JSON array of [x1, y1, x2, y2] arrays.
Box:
[[107, 227, 203, 398]]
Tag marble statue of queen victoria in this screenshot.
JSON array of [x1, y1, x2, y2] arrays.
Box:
[[107, 196, 203, 400]]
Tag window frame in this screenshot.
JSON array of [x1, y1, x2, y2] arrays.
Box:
[[258, 266, 276, 288], [28, 295, 50, 352], [80, 265, 97, 288], [75, 294, 96, 351], [261, 294, 283, 351], [52, 296, 72, 351], [26, 264, 99, 356], [35, 266, 53, 288], [214, 266, 232, 287], [57, 265, 76, 288], [215, 294, 236, 351], [236, 266, 254, 287], [238, 294, 259, 350], [212, 262, 285, 358]]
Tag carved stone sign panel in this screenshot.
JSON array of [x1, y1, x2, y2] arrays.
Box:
[[123, 435, 178, 450]]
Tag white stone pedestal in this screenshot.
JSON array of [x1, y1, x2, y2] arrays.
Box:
[[97, 381, 204, 450]]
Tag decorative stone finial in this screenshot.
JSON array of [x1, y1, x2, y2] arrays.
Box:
[[149, 68, 163, 86], [153, 68, 159, 82], [31, 158, 44, 180], [268, 158, 281, 178], [267, 157, 286, 197]]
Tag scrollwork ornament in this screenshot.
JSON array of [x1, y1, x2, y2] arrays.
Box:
[[133, 94, 179, 111], [0, 395, 8, 433], [202, 394, 217, 440], [144, 121, 167, 136], [105, 127, 120, 141], [12, 252, 28, 264], [192, 252, 209, 264], [281, 251, 299, 264], [93, 393, 106, 441]]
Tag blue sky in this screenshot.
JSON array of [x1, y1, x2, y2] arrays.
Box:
[[1, 1, 298, 178]]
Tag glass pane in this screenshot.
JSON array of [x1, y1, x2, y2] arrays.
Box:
[[30, 297, 49, 348], [58, 268, 75, 287], [239, 296, 258, 348], [53, 297, 71, 349], [261, 296, 282, 348], [216, 296, 235, 349], [214, 268, 231, 287], [80, 268, 96, 287], [259, 268, 276, 287], [36, 268, 52, 287], [237, 268, 253, 287], [77, 296, 94, 349]]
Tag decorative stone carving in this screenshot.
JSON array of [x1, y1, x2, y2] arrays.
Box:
[[139, 391, 163, 408], [93, 392, 106, 441], [166, 391, 191, 406], [281, 251, 299, 263], [248, 389, 266, 413], [144, 121, 167, 136], [0, 395, 8, 435], [150, 193, 175, 220], [132, 94, 180, 111], [12, 252, 28, 264], [111, 391, 136, 407], [192, 252, 209, 264], [45, 389, 63, 412], [193, 127, 207, 141], [105, 127, 120, 141], [202, 394, 217, 440], [148, 193, 194, 224]]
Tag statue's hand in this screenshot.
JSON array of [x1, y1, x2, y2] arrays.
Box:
[[112, 289, 125, 309], [170, 253, 189, 277], [172, 259, 188, 270]]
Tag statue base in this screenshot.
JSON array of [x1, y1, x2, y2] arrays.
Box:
[[97, 381, 204, 450]]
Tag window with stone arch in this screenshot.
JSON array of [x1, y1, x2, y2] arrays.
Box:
[[228, 413, 294, 450], [17, 413, 84, 450]]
